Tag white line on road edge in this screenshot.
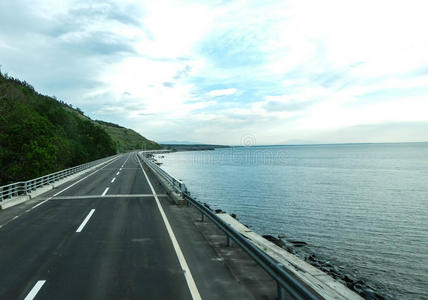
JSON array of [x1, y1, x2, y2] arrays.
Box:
[[111, 177, 116, 183], [76, 209, 95, 232], [24, 280, 46, 300], [101, 187, 109, 197], [137, 157, 201, 300]]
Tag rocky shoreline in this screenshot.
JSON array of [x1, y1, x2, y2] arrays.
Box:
[[213, 207, 388, 300], [261, 234, 387, 300]]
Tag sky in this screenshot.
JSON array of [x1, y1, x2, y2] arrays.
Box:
[[1, 0, 428, 145]]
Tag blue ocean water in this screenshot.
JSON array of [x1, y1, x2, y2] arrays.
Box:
[[156, 143, 428, 300]]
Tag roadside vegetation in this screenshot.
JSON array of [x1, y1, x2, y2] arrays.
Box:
[[0, 71, 159, 185]]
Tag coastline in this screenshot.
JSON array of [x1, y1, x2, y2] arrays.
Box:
[[149, 153, 385, 299], [151, 145, 425, 299], [203, 204, 386, 300], [160, 144, 230, 151]]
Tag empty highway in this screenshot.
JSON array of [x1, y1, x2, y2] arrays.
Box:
[[0, 153, 257, 299]]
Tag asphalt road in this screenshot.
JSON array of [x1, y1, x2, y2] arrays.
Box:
[[0, 153, 254, 300]]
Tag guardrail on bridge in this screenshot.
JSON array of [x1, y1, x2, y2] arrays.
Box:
[[0, 155, 115, 203]]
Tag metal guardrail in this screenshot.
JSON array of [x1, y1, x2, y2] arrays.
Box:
[[0, 155, 115, 202], [139, 151, 187, 195], [139, 151, 320, 300]]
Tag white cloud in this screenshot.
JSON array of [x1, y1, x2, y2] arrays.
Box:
[[128, 1, 216, 60], [2, 0, 428, 144], [207, 88, 238, 97]]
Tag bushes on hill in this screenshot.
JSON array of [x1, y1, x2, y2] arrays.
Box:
[[0, 72, 116, 185]]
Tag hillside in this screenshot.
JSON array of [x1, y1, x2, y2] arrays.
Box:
[[95, 120, 160, 151], [0, 71, 158, 185]]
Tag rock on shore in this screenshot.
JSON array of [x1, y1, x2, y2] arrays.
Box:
[[260, 234, 387, 300]]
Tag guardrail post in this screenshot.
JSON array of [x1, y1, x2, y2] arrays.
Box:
[[180, 183, 187, 194], [277, 282, 285, 300], [227, 235, 232, 247], [201, 212, 205, 222], [24, 181, 28, 195], [276, 263, 286, 300], [13, 184, 18, 197]]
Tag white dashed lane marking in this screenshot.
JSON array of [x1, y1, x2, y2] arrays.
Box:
[[101, 187, 109, 197], [75, 209, 95, 233], [24, 280, 46, 300]]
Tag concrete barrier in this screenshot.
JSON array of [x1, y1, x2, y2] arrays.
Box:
[[0, 196, 30, 210]]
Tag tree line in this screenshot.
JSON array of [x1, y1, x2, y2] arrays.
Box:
[[0, 72, 116, 185]]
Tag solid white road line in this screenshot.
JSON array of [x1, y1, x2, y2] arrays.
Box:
[[24, 280, 46, 300], [137, 158, 201, 300], [101, 187, 109, 197], [76, 209, 95, 233], [111, 177, 116, 183]]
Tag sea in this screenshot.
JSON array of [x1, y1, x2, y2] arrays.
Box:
[[154, 143, 428, 300]]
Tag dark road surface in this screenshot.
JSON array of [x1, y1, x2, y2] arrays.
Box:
[[0, 153, 255, 300]]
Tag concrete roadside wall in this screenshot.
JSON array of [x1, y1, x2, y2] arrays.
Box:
[[218, 213, 363, 300]]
